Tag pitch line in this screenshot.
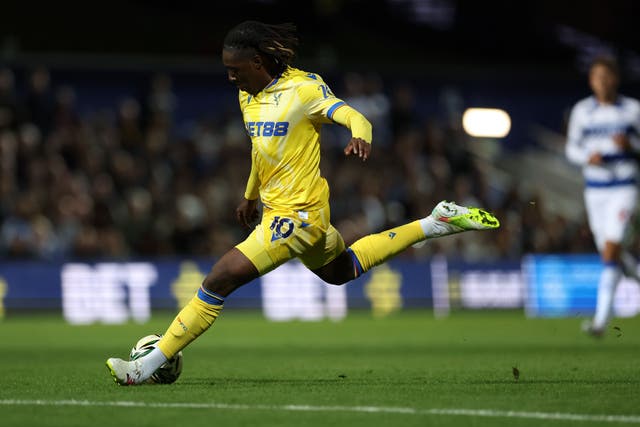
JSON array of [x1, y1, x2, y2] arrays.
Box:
[[1, 399, 640, 424]]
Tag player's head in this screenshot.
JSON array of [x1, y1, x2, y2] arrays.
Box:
[[222, 21, 298, 95], [589, 55, 620, 102]]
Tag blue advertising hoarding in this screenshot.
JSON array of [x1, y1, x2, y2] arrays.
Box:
[[0, 259, 432, 324], [2, 255, 639, 323], [524, 254, 640, 318]]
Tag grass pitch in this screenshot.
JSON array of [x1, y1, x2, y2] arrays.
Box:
[[1, 310, 640, 427]]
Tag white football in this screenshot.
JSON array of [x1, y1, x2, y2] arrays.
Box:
[[129, 334, 183, 384]]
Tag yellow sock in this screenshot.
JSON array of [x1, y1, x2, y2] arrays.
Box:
[[157, 287, 224, 358], [349, 220, 425, 274]]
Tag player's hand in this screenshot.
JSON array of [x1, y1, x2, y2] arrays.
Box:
[[236, 198, 259, 229], [344, 137, 371, 161], [613, 133, 631, 151], [588, 152, 603, 165]]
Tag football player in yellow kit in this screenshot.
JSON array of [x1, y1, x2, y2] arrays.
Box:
[[107, 21, 499, 385]]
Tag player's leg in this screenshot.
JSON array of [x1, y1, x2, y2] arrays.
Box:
[[313, 200, 499, 285], [311, 249, 355, 285], [155, 248, 260, 357], [106, 207, 298, 385], [106, 248, 259, 385], [584, 186, 637, 337], [589, 240, 622, 337]]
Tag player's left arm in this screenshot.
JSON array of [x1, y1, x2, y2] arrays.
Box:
[[617, 101, 640, 152], [298, 79, 373, 161], [331, 105, 372, 161]]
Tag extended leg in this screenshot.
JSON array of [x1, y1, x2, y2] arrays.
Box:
[[106, 248, 259, 385], [313, 201, 499, 284]]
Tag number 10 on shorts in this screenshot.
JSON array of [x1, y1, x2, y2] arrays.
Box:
[[270, 216, 295, 241]]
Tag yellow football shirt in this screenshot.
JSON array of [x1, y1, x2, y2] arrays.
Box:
[[239, 67, 348, 211]]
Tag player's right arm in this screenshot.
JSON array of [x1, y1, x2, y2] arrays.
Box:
[[566, 103, 599, 165], [237, 147, 260, 228], [236, 197, 259, 229], [244, 148, 260, 201], [236, 93, 260, 228]]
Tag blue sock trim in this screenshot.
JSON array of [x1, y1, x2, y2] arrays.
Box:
[[197, 287, 225, 305], [346, 248, 364, 277]]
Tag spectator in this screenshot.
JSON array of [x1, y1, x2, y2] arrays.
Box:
[[0, 66, 596, 260], [25, 67, 54, 136]]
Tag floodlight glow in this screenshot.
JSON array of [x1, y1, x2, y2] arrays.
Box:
[[462, 108, 511, 138]]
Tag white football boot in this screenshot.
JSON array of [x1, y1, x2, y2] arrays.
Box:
[[106, 358, 146, 385], [426, 200, 500, 236], [413, 200, 499, 248], [581, 319, 605, 339]]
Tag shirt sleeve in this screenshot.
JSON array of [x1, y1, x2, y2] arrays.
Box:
[[296, 80, 348, 124], [296, 79, 372, 142], [238, 92, 259, 199], [565, 105, 590, 166], [244, 147, 260, 200], [628, 101, 640, 152], [331, 104, 373, 143]]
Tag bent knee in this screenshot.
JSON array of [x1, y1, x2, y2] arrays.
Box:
[[325, 278, 348, 286], [319, 272, 353, 286]]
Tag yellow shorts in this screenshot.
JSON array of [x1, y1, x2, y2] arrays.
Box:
[[236, 204, 346, 274]]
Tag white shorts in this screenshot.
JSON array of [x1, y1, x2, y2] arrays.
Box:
[[584, 185, 638, 251]]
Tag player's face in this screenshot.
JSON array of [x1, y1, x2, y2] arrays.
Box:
[[222, 48, 269, 95], [589, 64, 618, 101]]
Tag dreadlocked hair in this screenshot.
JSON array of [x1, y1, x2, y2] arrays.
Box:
[[224, 21, 299, 75]]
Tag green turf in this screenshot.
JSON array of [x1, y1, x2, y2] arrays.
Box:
[[1, 310, 639, 427]]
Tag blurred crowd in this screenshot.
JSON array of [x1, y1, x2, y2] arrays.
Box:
[[0, 66, 598, 261]]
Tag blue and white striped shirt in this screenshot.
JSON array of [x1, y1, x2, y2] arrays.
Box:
[[566, 95, 640, 187]]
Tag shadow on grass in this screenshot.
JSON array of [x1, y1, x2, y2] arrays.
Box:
[[467, 378, 637, 385], [179, 378, 381, 386], [177, 377, 636, 387]]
